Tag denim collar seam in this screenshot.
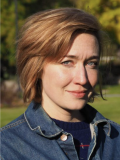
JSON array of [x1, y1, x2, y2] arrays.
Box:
[[93, 119, 111, 136], [24, 112, 63, 137], [38, 129, 63, 138], [24, 112, 39, 131], [0, 119, 25, 132]]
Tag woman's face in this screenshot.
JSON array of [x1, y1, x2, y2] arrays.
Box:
[[41, 33, 99, 119]]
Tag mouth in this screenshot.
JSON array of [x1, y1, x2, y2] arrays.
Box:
[[66, 90, 87, 98]]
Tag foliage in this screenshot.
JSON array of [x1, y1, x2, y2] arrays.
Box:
[[1, 0, 73, 79], [1, 1, 24, 79], [73, 0, 120, 46]]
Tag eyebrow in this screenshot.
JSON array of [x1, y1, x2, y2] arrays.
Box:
[[87, 55, 100, 61], [63, 55, 78, 59], [64, 55, 100, 60]]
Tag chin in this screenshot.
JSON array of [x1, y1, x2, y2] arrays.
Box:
[[65, 100, 87, 111]]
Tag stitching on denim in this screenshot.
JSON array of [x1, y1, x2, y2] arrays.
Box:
[[107, 122, 111, 136], [24, 112, 63, 137], [24, 112, 39, 131], [0, 119, 25, 132]]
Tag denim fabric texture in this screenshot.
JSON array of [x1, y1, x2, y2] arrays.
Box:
[[0, 101, 120, 160]]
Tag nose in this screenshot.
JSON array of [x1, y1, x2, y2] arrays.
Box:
[[73, 64, 88, 85]]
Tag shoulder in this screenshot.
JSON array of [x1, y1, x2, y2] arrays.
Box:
[[0, 114, 27, 137], [108, 120, 120, 128], [0, 113, 35, 160], [0, 114, 30, 159], [108, 119, 120, 136], [108, 119, 120, 132]]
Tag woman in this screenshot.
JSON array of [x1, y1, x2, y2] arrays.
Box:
[[1, 8, 120, 160]]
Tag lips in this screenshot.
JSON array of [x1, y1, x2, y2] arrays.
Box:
[[66, 90, 87, 98]]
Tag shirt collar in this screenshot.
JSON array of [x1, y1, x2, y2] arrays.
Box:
[[81, 104, 111, 136], [24, 101, 63, 138], [24, 101, 111, 137]]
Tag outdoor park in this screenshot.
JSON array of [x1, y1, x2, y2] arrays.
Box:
[[1, 0, 120, 127]]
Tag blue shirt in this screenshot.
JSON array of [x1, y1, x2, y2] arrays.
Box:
[[1, 101, 120, 160]]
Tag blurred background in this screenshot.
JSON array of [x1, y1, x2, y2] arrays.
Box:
[[1, 0, 120, 127]]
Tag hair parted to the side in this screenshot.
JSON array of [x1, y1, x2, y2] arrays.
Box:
[[16, 8, 104, 103]]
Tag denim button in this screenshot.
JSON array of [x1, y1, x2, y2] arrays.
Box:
[[60, 134, 67, 141]]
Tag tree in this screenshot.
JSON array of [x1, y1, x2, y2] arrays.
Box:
[[1, 0, 73, 79], [73, 0, 120, 47]]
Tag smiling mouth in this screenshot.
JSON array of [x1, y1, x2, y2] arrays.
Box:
[[66, 90, 87, 98]]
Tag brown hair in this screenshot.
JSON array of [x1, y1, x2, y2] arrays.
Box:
[[16, 8, 104, 103]]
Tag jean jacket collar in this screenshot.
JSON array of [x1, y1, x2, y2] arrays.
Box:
[[24, 101, 111, 138]]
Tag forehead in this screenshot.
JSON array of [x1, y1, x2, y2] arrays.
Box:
[[67, 33, 99, 58], [46, 33, 99, 63]]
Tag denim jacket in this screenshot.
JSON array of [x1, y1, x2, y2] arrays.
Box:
[[1, 101, 120, 160]]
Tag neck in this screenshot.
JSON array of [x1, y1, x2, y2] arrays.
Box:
[[42, 99, 85, 122]]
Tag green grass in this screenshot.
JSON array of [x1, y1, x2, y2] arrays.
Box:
[[102, 85, 120, 94], [90, 97, 120, 124], [1, 85, 120, 127], [1, 107, 27, 127]]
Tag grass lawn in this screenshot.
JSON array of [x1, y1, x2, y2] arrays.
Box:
[[102, 85, 120, 94], [1, 85, 120, 127], [89, 97, 120, 124], [1, 107, 27, 127]]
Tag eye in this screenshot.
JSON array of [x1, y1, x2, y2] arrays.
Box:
[[61, 60, 74, 66], [87, 61, 99, 68]]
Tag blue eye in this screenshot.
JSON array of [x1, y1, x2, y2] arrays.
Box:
[[88, 62, 94, 66], [87, 61, 98, 68], [61, 60, 73, 66], [62, 61, 71, 64]]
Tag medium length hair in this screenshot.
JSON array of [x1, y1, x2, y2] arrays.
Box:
[[16, 8, 104, 103]]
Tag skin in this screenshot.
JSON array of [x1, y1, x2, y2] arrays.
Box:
[[41, 33, 99, 122]]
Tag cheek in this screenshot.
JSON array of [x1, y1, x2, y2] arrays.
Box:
[[87, 70, 98, 86], [54, 70, 73, 87], [42, 66, 72, 87]]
